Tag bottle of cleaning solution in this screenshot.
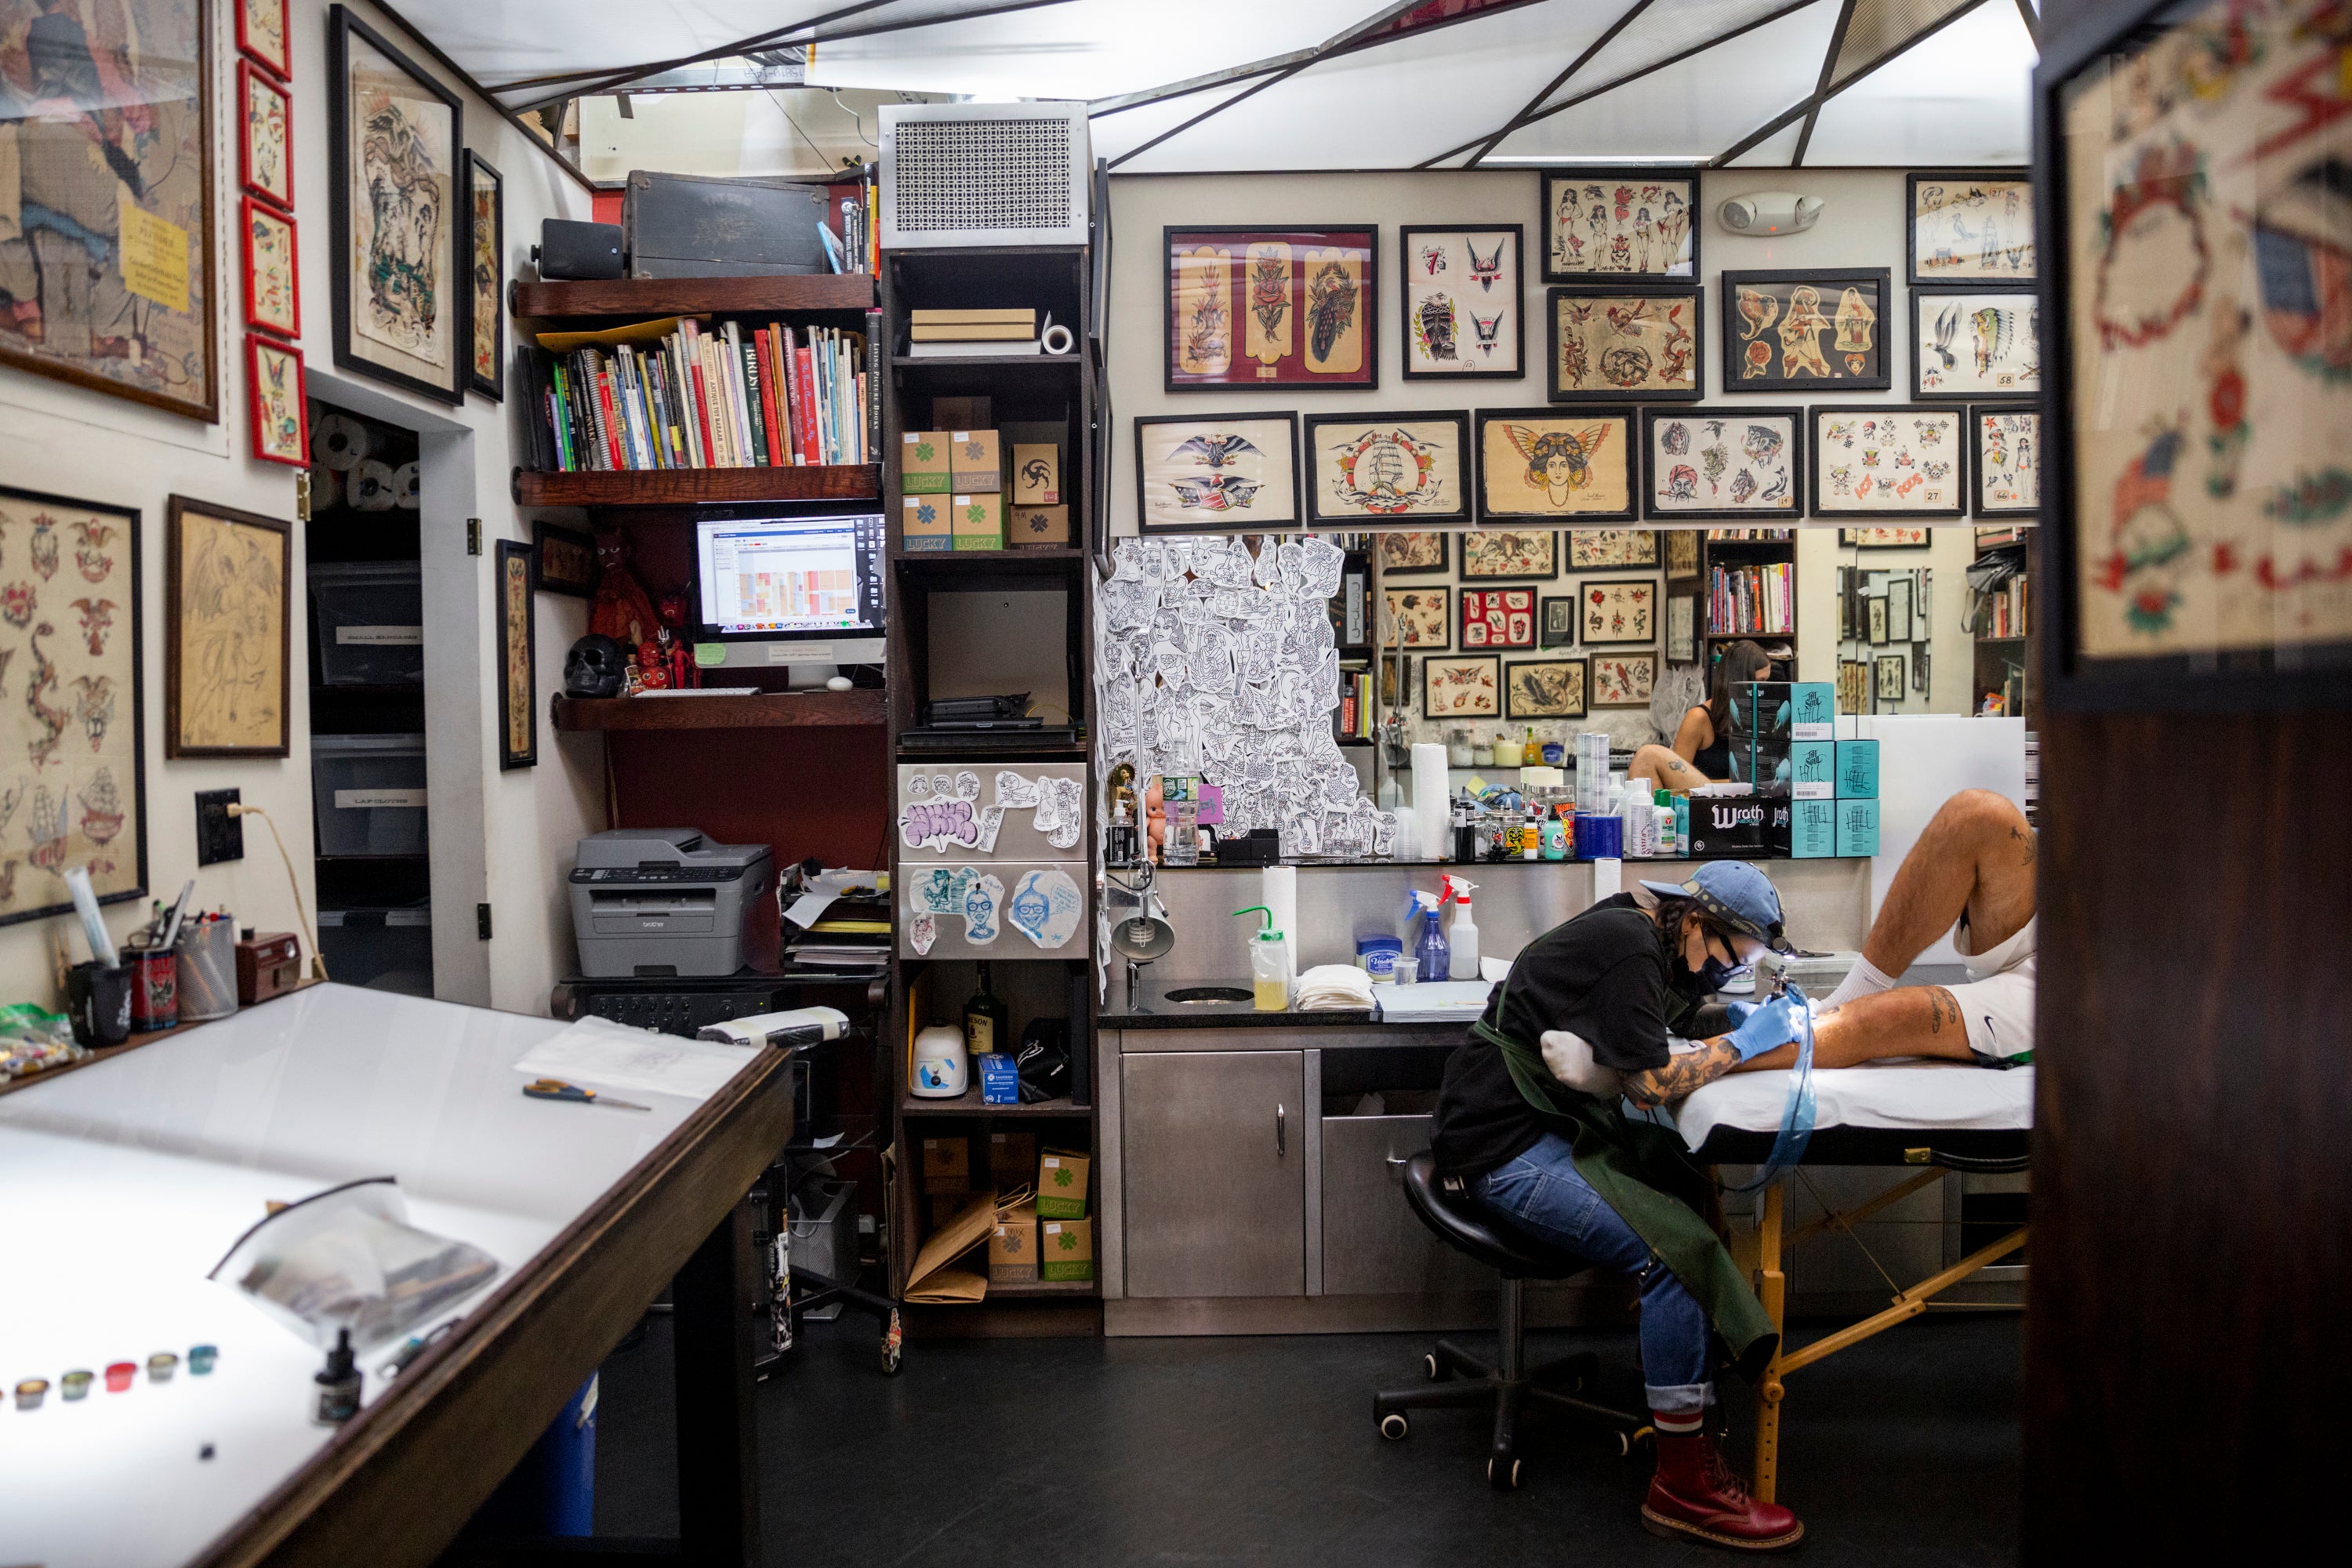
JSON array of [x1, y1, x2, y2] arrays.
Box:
[[1674, 793, 1691, 856], [1443, 877, 1479, 980], [1234, 906, 1294, 1011], [1411, 891, 1449, 989], [1655, 790, 1678, 862]]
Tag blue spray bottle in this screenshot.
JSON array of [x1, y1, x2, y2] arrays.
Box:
[[1405, 889, 1448, 986]]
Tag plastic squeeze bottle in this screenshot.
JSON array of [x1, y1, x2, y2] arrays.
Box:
[[1234, 905, 1294, 1011], [1444, 877, 1480, 980]]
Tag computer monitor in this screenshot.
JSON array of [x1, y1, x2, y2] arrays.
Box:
[[692, 512, 887, 685]]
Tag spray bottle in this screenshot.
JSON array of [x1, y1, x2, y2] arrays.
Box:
[[1402, 889, 1447, 986], [1442, 876, 1479, 980]]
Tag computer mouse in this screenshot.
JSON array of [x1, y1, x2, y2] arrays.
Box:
[[826, 675, 853, 692]]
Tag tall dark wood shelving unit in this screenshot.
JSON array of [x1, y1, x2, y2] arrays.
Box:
[[1699, 531, 1799, 672]]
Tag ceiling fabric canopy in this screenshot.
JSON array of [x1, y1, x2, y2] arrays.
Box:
[[423, 0, 2038, 169]]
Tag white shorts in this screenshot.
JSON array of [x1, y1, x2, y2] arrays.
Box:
[[1947, 914, 2035, 1067]]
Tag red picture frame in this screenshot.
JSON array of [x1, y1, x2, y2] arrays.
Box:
[[237, 0, 293, 81], [238, 196, 300, 339], [238, 60, 294, 212], [245, 333, 310, 469], [1164, 226, 1380, 391], [1460, 586, 1537, 651]]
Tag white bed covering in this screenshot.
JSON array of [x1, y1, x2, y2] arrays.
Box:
[[1673, 1062, 2035, 1152]]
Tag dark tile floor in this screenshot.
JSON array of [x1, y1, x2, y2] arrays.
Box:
[[593, 1310, 2020, 1566]]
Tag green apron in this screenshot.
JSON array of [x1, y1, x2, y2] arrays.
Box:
[[1472, 955, 1778, 1378]]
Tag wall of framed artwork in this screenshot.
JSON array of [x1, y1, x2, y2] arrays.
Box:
[[1399, 225, 1523, 379], [1541, 169, 1698, 281], [1548, 285, 1703, 403], [1165, 226, 1377, 390], [1911, 289, 2038, 399], [1303, 412, 1470, 523], [465, 152, 506, 401], [1134, 414, 1301, 533], [1721, 269, 1892, 391], [1504, 659, 1586, 720], [1474, 408, 1635, 523], [165, 497, 290, 759], [1809, 406, 1966, 519]]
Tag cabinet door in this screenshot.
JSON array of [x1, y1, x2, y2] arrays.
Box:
[[1121, 1051, 1305, 1298], [1321, 1114, 1494, 1296]]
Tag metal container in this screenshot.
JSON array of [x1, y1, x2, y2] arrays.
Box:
[[174, 918, 240, 1022]]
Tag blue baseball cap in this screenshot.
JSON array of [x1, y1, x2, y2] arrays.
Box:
[[1639, 861, 1791, 952]]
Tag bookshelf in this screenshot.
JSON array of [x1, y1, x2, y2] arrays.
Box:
[[1969, 531, 2033, 720], [1699, 532, 1798, 669]]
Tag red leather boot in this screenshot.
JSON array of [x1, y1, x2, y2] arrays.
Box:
[[1641, 1427, 1805, 1551]]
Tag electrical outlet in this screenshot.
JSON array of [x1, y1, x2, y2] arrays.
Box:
[[195, 789, 244, 866]]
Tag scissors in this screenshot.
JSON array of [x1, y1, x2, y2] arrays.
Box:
[[524, 1077, 652, 1112]]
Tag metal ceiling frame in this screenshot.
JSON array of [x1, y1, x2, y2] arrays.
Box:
[[1790, 0, 1861, 166], [1708, 0, 1995, 165]]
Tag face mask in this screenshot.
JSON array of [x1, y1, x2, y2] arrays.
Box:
[[1690, 953, 1742, 994]]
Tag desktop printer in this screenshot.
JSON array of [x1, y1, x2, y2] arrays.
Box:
[[570, 829, 778, 978]]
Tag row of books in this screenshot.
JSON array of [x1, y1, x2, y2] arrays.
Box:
[[524, 312, 882, 474], [1337, 669, 1374, 742], [1975, 574, 2029, 638], [1708, 562, 1795, 637], [1703, 528, 1796, 541]]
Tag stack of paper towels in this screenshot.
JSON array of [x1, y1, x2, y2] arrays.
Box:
[[1412, 743, 1450, 861]]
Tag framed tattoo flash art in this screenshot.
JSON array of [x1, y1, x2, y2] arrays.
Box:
[[1972, 407, 2038, 516], [1374, 532, 1449, 575], [1166, 227, 1377, 390], [1720, 269, 1890, 391], [1912, 289, 2039, 399], [1504, 658, 1586, 720], [1591, 652, 1657, 707], [532, 521, 597, 597], [1458, 531, 1557, 581], [238, 60, 292, 212], [1838, 658, 1870, 714], [240, 198, 300, 339], [1666, 590, 1699, 662], [0, 0, 216, 421], [1460, 587, 1537, 650], [0, 486, 147, 927], [238, 0, 292, 80], [245, 334, 309, 468], [329, 6, 466, 405], [1641, 408, 1803, 522], [1475, 408, 1636, 523], [464, 152, 505, 401], [1540, 596, 1574, 648], [1566, 528, 1657, 569], [1874, 652, 1908, 713], [1541, 169, 1698, 280], [1134, 414, 1301, 534], [1303, 412, 1470, 524], [495, 539, 536, 769], [1665, 528, 1700, 579], [1381, 587, 1450, 651], [1580, 579, 1656, 645], [1399, 226, 1523, 379], [1843, 527, 1931, 548], [1908, 172, 2035, 285], [1424, 655, 1501, 719], [165, 496, 289, 759], [1810, 407, 1965, 520], [1548, 286, 1703, 402]]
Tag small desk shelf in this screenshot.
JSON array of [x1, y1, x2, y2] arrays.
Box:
[[553, 690, 884, 732], [513, 465, 880, 509]]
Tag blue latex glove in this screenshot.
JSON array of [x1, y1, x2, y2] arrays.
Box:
[[1724, 993, 1802, 1062]]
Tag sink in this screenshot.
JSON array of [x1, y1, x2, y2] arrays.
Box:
[[1163, 985, 1253, 1004]]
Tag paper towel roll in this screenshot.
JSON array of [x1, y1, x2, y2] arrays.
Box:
[[1411, 744, 1450, 861], [1261, 866, 1298, 977], [1592, 856, 1623, 898]]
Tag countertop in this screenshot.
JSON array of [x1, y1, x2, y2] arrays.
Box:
[[1098, 976, 1471, 1031]]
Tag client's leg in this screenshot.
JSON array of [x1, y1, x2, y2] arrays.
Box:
[[1826, 789, 2036, 1006], [1629, 743, 1711, 793], [1624, 988, 1973, 1105]]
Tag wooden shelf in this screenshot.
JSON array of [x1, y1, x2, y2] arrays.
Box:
[[511, 274, 875, 318], [514, 465, 880, 509], [986, 1279, 1098, 1298], [901, 1089, 1088, 1118], [553, 690, 884, 731], [891, 547, 1086, 567]]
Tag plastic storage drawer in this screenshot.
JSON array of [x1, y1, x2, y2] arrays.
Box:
[[313, 734, 429, 856], [310, 561, 424, 684], [318, 905, 433, 995]]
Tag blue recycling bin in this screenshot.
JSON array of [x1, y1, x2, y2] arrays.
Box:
[[470, 1374, 597, 1537]]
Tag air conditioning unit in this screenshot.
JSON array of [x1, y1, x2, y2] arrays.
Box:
[[880, 102, 1091, 249]]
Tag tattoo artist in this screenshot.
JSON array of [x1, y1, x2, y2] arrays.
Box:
[[1431, 859, 1805, 1552]]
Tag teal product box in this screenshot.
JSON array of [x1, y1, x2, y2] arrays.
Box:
[[1788, 682, 1835, 740], [1834, 798, 1882, 858], [978, 1052, 1019, 1105], [1790, 740, 1835, 799], [1835, 739, 1880, 799], [1791, 799, 1837, 858], [902, 533, 954, 553]]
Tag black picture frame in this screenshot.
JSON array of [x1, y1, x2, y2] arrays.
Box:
[[1132, 412, 1302, 534], [1969, 405, 2040, 517], [1808, 405, 1969, 521], [1907, 169, 2037, 287], [532, 521, 597, 597], [1504, 657, 1588, 720], [1472, 407, 1639, 524], [327, 6, 466, 405], [165, 495, 292, 760], [1546, 285, 1705, 404], [1399, 224, 1525, 380], [1540, 596, 1576, 648], [463, 150, 505, 402], [1423, 655, 1501, 720], [1301, 410, 1473, 525], [1579, 578, 1660, 647], [1539, 167, 1701, 281], [1373, 532, 1451, 576], [495, 539, 537, 770], [1457, 532, 1561, 583], [1639, 406, 1806, 523], [1873, 652, 1907, 712], [1381, 585, 1452, 652], [1719, 268, 1893, 393], [1910, 287, 2039, 401], [1163, 226, 1380, 392]]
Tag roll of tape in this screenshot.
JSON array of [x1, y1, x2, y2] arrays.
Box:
[[392, 461, 419, 510], [1040, 323, 1075, 357], [350, 459, 396, 511], [314, 413, 371, 471]]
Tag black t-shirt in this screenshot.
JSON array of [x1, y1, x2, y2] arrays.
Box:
[[1431, 895, 1686, 1177]]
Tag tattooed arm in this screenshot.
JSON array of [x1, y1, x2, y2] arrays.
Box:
[[1624, 1039, 1742, 1108]]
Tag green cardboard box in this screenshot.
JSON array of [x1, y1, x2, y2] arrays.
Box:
[[1040, 1217, 1094, 1281], [951, 493, 1004, 550], [1036, 1148, 1090, 1218], [900, 431, 951, 494]]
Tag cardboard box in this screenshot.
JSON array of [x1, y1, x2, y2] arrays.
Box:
[[1791, 740, 1835, 800], [931, 396, 992, 430], [902, 494, 953, 551], [1835, 739, 1880, 799], [1835, 798, 1882, 858], [1791, 798, 1837, 858], [1689, 792, 1777, 858], [1733, 737, 1791, 789], [1011, 443, 1062, 504], [989, 1202, 1039, 1284], [1036, 1147, 1091, 1218], [951, 493, 1004, 550], [1736, 682, 1794, 743], [949, 430, 1001, 491], [989, 1130, 1037, 1192], [921, 1136, 970, 1196], [1007, 504, 1070, 547], [930, 1193, 974, 1228], [1788, 682, 1835, 740], [900, 431, 951, 494], [978, 1051, 1019, 1105], [1040, 1216, 1094, 1282]]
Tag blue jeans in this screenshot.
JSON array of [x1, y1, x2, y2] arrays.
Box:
[[1475, 1131, 1711, 1416]]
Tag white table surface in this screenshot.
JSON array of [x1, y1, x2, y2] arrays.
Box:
[[0, 984, 739, 1568]]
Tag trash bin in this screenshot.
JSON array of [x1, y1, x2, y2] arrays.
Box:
[[469, 1374, 596, 1537]]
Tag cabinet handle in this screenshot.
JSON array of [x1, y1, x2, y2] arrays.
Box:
[[1276, 1102, 1287, 1155]]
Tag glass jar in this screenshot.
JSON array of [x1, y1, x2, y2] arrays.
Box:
[[1446, 727, 1475, 767]]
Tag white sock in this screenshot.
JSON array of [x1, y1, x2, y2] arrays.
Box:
[[1825, 955, 1897, 1010]]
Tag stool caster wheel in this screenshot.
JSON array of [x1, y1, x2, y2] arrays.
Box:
[[1379, 1413, 1409, 1440], [1617, 1425, 1654, 1458], [1487, 1456, 1522, 1490], [1424, 1352, 1443, 1381]]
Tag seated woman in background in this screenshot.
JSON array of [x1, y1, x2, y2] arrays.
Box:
[[1628, 640, 1775, 794]]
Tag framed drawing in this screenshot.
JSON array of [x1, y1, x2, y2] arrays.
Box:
[[330, 6, 466, 405], [1399, 225, 1523, 379], [495, 539, 536, 769], [1380, 587, 1450, 652], [245, 335, 309, 469], [1665, 528, 1700, 579], [1873, 652, 1908, 712], [1838, 659, 1870, 715], [1165, 226, 1377, 390], [0, 487, 147, 927], [0, 0, 216, 422], [240, 198, 301, 339], [1541, 169, 1698, 280], [1591, 652, 1656, 707], [1843, 526, 1932, 548], [1720, 269, 1891, 391], [1134, 414, 1301, 533], [1458, 531, 1557, 581], [1504, 659, 1587, 720], [1665, 591, 1698, 662], [1887, 576, 1915, 643], [1641, 408, 1803, 522], [1461, 587, 1537, 651], [1303, 412, 1470, 524], [532, 521, 597, 597], [238, 0, 292, 79], [1581, 579, 1656, 645], [1548, 286, 1703, 402], [1867, 595, 1889, 645], [1374, 532, 1450, 575], [1424, 655, 1501, 719], [1908, 172, 2034, 284], [1475, 408, 1636, 523], [1972, 407, 2038, 516], [238, 60, 292, 212], [1540, 597, 1575, 648], [464, 152, 506, 401], [1810, 407, 1966, 519], [1566, 528, 1657, 569], [165, 497, 289, 759], [1913, 289, 2039, 399]]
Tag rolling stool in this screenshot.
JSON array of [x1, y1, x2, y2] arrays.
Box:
[[1375, 1152, 1650, 1490]]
